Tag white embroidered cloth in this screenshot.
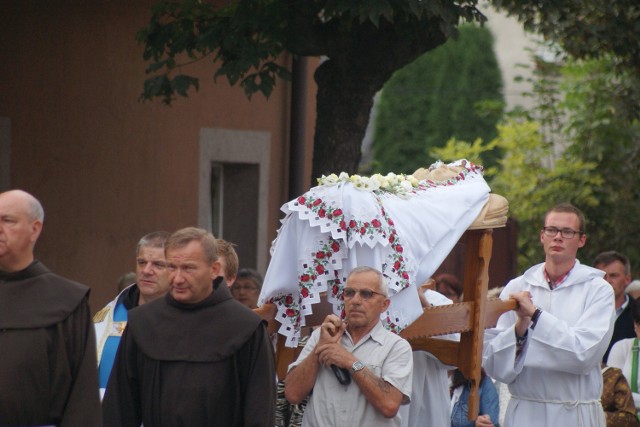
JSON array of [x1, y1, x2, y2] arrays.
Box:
[[259, 160, 491, 347]]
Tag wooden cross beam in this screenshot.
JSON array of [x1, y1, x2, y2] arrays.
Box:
[[400, 229, 516, 420]]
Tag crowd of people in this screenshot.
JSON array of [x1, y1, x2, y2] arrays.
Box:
[[2, 188, 639, 426]]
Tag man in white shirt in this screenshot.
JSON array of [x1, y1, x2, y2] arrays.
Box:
[[483, 203, 615, 426], [285, 266, 413, 426]]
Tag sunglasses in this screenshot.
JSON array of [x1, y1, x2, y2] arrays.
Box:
[[342, 287, 386, 300]]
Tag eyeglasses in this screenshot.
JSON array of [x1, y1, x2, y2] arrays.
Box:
[[542, 226, 582, 239], [342, 287, 386, 300]]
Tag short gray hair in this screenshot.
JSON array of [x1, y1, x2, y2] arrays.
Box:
[[347, 266, 388, 295], [136, 231, 170, 256], [27, 196, 44, 222]]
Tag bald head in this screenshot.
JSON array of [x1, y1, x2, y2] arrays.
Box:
[[0, 190, 44, 271], [0, 190, 44, 221]]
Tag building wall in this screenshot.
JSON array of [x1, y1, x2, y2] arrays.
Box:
[[483, 3, 538, 111], [0, 0, 317, 309]]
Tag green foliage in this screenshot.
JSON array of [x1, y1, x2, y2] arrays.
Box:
[[433, 119, 602, 271], [371, 24, 504, 174], [434, 50, 640, 273], [138, 0, 490, 178], [491, 0, 640, 77], [136, 0, 292, 103], [137, 0, 485, 105], [560, 57, 640, 269]]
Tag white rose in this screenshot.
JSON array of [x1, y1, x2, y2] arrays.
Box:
[[323, 173, 339, 185], [386, 172, 398, 186], [399, 180, 413, 191]]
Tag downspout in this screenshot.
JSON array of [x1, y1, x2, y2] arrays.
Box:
[[288, 56, 309, 200]]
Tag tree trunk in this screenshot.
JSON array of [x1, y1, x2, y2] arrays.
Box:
[[311, 60, 377, 179], [308, 18, 449, 180]]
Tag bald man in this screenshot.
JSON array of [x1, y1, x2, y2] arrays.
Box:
[[0, 189, 101, 426]]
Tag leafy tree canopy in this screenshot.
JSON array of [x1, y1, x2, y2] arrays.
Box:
[[136, 0, 486, 179], [371, 24, 503, 174], [434, 52, 640, 273], [493, 0, 640, 121]]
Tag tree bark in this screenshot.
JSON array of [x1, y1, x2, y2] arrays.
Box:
[[309, 18, 449, 180]]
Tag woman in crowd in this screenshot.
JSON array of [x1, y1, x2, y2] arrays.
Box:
[[450, 367, 499, 427]]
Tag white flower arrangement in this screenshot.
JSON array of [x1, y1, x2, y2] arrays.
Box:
[[317, 172, 420, 196]]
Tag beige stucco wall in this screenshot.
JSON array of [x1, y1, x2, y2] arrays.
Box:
[[0, 0, 317, 309], [482, 3, 538, 111]]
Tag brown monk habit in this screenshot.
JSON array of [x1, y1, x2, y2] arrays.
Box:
[[0, 260, 101, 426], [103, 277, 276, 427]]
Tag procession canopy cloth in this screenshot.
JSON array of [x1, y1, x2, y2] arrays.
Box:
[[259, 159, 499, 348]]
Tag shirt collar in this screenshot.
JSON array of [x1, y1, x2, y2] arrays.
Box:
[[345, 320, 386, 348], [544, 261, 576, 290], [616, 294, 630, 318]]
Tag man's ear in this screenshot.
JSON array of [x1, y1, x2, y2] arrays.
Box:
[[30, 220, 43, 244], [578, 233, 587, 248], [210, 260, 221, 280], [381, 297, 391, 312]]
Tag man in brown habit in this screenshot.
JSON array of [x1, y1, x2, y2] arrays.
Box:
[[103, 227, 276, 426], [0, 189, 101, 426]]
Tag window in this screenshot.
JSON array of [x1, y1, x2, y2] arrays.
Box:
[[199, 128, 270, 273]]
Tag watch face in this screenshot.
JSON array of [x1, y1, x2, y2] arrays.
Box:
[[352, 361, 364, 373]]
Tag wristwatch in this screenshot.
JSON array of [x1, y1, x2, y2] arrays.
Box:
[[530, 307, 543, 330], [351, 360, 365, 375]]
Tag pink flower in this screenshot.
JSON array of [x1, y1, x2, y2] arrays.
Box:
[[394, 261, 401, 270], [333, 209, 343, 217], [286, 308, 296, 317], [301, 287, 309, 298], [300, 274, 310, 282], [396, 244, 404, 253], [316, 265, 325, 274], [402, 272, 409, 279], [331, 241, 340, 252], [313, 199, 322, 206], [318, 209, 326, 218], [285, 295, 293, 305], [316, 251, 325, 259], [349, 220, 357, 229], [340, 221, 347, 231], [297, 196, 306, 205], [371, 219, 381, 228]]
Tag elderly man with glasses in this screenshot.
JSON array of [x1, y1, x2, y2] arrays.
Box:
[[285, 266, 413, 427], [483, 203, 615, 427]]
